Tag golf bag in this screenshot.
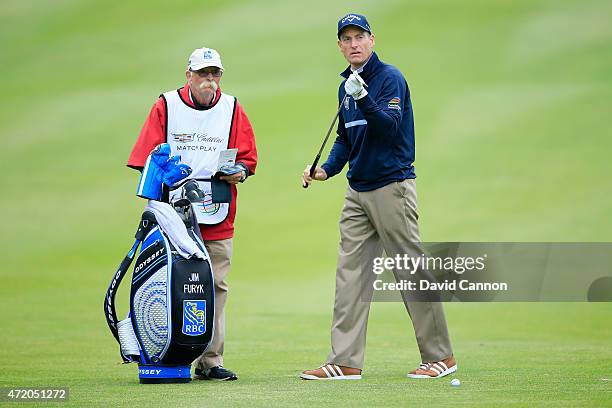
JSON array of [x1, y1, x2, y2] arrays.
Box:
[[104, 206, 214, 383], [104, 144, 215, 383]]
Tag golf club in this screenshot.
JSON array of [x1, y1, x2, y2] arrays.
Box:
[[302, 93, 349, 189], [303, 74, 367, 189]]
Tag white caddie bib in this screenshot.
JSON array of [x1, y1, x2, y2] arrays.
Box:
[[163, 90, 236, 225]]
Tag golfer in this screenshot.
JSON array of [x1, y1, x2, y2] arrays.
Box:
[[128, 47, 258, 381], [301, 14, 456, 380]]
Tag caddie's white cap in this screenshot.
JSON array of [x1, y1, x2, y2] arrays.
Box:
[[188, 47, 224, 71]]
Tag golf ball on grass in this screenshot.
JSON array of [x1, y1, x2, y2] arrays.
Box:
[[451, 378, 461, 387]]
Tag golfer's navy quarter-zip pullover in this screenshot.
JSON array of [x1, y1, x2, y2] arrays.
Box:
[[322, 52, 416, 192]]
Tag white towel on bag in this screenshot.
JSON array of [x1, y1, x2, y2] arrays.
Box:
[[145, 200, 206, 260]]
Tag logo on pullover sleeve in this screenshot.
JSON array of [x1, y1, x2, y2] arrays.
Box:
[[388, 97, 401, 111]]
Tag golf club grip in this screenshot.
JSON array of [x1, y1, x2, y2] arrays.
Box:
[[303, 156, 321, 189], [309, 156, 320, 177]]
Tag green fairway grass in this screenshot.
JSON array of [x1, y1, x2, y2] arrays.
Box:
[[1, 0, 611, 406]]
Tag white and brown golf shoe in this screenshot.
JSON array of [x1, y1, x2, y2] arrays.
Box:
[[300, 364, 362, 380], [407, 356, 457, 379]]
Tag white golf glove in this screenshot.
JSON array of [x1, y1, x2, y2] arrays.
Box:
[[344, 72, 368, 100]]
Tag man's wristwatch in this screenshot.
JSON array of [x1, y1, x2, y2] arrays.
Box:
[[236, 163, 249, 182]]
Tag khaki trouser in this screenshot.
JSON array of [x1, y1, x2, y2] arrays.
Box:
[[194, 238, 233, 369], [326, 180, 453, 369]]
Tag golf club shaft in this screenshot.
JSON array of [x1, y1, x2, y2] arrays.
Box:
[[303, 94, 348, 189]]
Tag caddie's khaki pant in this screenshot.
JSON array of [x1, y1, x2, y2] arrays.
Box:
[[194, 238, 233, 369], [326, 180, 453, 369]]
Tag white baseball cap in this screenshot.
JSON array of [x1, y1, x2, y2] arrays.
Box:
[[188, 47, 224, 71]]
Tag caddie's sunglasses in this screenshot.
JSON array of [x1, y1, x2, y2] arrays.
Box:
[[193, 68, 223, 77]]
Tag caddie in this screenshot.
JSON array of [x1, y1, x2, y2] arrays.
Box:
[[301, 13, 456, 380], [127, 46, 258, 381]]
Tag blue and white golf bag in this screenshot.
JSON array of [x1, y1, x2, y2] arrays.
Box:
[[104, 144, 215, 384]]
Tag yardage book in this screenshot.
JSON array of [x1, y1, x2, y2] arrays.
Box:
[[217, 148, 237, 170]]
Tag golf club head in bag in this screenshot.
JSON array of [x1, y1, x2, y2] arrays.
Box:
[[183, 180, 207, 204]]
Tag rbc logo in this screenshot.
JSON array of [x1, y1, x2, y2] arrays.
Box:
[[203, 50, 213, 60], [182, 300, 206, 336]]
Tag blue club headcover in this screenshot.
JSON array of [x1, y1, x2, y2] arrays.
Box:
[[149, 143, 172, 168], [136, 144, 192, 201], [163, 156, 192, 186]]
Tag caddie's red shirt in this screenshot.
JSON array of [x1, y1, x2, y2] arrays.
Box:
[[127, 84, 258, 241]]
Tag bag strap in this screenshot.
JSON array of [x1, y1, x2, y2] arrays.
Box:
[[103, 212, 157, 345]]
